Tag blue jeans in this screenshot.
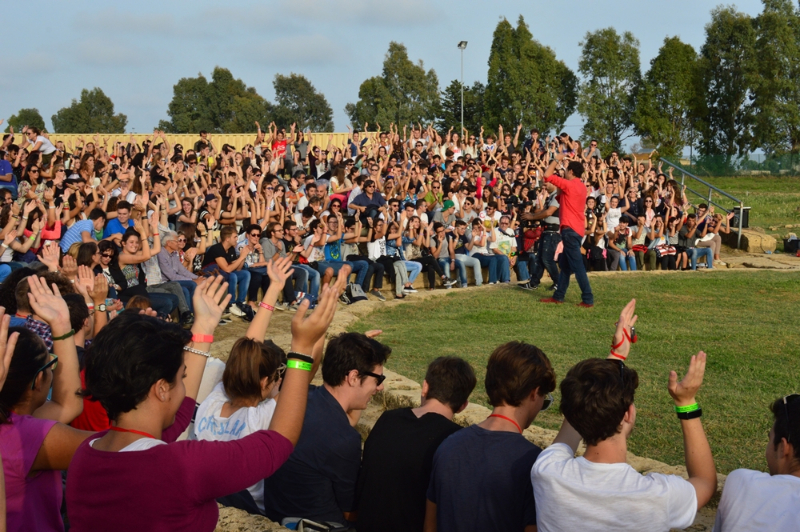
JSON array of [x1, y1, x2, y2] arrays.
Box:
[[172, 280, 196, 312], [438, 258, 455, 280], [293, 264, 317, 302], [515, 255, 534, 282], [554, 227, 594, 305], [473, 253, 501, 283], [531, 231, 561, 287], [690, 247, 714, 270], [316, 260, 366, 286], [495, 254, 511, 282], [224, 270, 251, 304], [618, 252, 637, 271], [454, 254, 482, 286], [403, 261, 422, 282]]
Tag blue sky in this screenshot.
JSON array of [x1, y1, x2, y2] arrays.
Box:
[[2, 0, 765, 147]]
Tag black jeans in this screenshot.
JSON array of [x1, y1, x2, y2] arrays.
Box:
[[413, 255, 444, 288]]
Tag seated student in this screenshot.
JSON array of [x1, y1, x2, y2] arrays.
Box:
[[713, 394, 800, 531], [452, 219, 482, 287], [66, 276, 345, 531], [531, 300, 718, 532], [262, 330, 390, 528], [103, 201, 134, 239], [202, 225, 255, 320], [426, 341, 556, 532], [59, 208, 107, 253], [195, 258, 322, 515], [0, 278, 90, 532], [356, 356, 477, 532]]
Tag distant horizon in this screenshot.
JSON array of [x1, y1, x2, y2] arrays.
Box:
[[2, 0, 766, 152]]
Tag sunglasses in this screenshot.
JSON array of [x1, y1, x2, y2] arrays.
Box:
[[782, 394, 799, 443], [32, 354, 58, 390], [249, 232, 261, 238], [101, 252, 114, 258], [362, 370, 386, 386], [30, 169, 39, 173], [177, 238, 186, 242]]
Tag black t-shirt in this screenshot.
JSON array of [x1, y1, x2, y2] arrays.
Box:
[[355, 408, 461, 532], [427, 424, 541, 532], [453, 234, 470, 255], [263, 385, 361, 524], [201, 242, 236, 268]]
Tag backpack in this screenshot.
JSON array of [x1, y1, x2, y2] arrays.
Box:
[[345, 283, 367, 304]]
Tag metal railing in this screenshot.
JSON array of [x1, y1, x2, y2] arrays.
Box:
[[660, 159, 748, 249]]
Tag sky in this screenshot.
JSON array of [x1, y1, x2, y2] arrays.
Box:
[[2, 0, 766, 148]]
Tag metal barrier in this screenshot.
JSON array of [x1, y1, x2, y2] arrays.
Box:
[[660, 159, 747, 249]]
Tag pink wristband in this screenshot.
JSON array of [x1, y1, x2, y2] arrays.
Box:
[[192, 334, 214, 343], [259, 302, 275, 312]]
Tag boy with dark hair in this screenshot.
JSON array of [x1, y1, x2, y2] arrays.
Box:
[[531, 300, 717, 532], [262, 328, 389, 528], [356, 356, 477, 532], [426, 342, 556, 532], [714, 394, 800, 531]]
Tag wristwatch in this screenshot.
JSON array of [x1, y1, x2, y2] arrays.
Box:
[[97, 303, 107, 312]]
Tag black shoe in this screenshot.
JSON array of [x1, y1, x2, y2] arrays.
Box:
[[530, 284, 540, 290], [517, 282, 533, 290], [237, 303, 255, 322], [181, 312, 194, 326]]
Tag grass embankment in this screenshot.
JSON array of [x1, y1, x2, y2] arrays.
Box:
[[349, 271, 800, 474]]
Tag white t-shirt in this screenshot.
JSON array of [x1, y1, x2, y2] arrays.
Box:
[[303, 234, 326, 263], [490, 228, 516, 256], [194, 382, 277, 511], [531, 443, 697, 532], [714, 468, 800, 532], [606, 207, 622, 232], [35, 135, 57, 155], [89, 438, 166, 452], [471, 234, 490, 255]]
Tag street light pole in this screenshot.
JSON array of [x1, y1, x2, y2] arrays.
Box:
[[458, 41, 468, 136]]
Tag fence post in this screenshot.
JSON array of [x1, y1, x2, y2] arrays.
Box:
[[737, 202, 744, 249]]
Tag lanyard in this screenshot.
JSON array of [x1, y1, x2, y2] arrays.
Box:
[[488, 414, 522, 434], [110, 426, 157, 440]]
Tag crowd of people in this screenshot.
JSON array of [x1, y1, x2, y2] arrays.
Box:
[[0, 122, 736, 321], [0, 122, 794, 532]]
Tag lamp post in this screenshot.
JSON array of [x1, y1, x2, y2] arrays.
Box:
[[457, 41, 468, 136]]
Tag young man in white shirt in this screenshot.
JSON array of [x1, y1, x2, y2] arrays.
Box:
[[531, 299, 718, 532], [713, 394, 800, 531]]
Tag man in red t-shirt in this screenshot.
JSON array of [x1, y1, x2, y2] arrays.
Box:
[[540, 153, 594, 307]]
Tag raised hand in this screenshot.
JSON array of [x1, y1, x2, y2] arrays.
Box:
[[668, 352, 707, 407], [60, 255, 78, 280], [88, 273, 109, 305], [266, 256, 293, 290], [191, 276, 231, 335], [290, 264, 350, 353], [74, 265, 95, 297], [39, 242, 60, 272], [610, 299, 638, 360], [0, 309, 19, 392], [26, 276, 71, 330], [3, 230, 17, 247]]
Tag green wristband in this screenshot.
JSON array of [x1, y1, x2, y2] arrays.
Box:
[[287, 359, 312, 372], [674, 403, 699, 413]]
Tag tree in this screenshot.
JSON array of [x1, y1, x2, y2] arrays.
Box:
[[577, 28, 641, 155], [694, 6, 756, 158], [750, 0, 800, 155], [484, 16, 577, 135], [51, 88, 127, 133], [437, 80, 486, 135], [4, 108, 45, 133], [158, 67, 273, 133], [272, 73, 333, 131], [631, 37, 698, 159], [345, 42, 439, 127]]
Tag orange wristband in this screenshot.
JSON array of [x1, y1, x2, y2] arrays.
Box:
[[192, 334, 214, 343]]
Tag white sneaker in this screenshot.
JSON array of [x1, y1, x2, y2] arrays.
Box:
[[229, 305, 245, 317]]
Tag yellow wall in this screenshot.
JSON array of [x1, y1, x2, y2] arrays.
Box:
[[45, 133, 377, 153]]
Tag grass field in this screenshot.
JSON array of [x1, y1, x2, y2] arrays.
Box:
[[349, 271, 800, 474]]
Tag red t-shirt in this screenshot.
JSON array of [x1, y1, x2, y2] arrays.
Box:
[[272, 139, 288, 160], [544, 174, 587, 237], [70, 370, 110, 432]]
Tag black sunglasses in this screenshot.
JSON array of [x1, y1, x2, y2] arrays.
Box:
[[249, 232, 261, 238], [362, 370, 386, 386], [32, 354, 58, 390]]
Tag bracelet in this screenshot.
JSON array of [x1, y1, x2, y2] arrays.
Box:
[[287, 351, 314, 365], [87, 303, 95, 311], [259, 302, 275, 312], [52, 329, 76, 341], [183, 345, 210, 358], [674, 402, 700, 413], [676, 408, 702, 420], [192, 334, 214, 343], [286, 359, 312, 372]]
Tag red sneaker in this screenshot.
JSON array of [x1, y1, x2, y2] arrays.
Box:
[[577, 302, 594, 308], [540, 297, 564, 304]]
